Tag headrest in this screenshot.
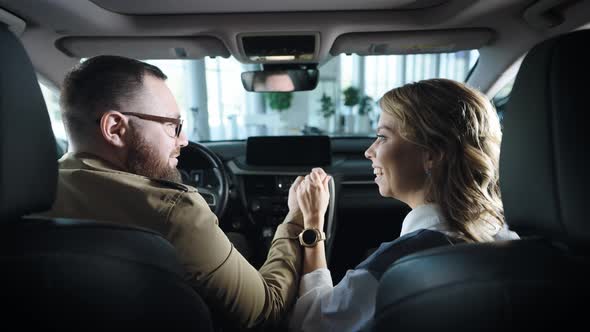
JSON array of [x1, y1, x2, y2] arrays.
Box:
[[0, 25, 57, 218], [500, 29, 590, 245]]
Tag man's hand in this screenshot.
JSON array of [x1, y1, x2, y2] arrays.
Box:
[[283, 176, 305, 228], [288, 176, 304, 213]]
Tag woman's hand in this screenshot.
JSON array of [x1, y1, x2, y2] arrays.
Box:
[[296, 168, 331, 229]]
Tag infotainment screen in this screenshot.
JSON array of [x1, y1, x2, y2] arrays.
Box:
[[246, 136, 331, 166]]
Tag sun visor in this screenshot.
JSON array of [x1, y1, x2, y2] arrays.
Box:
[[330, 28, 494, 56], [56, 36, 230, 59]]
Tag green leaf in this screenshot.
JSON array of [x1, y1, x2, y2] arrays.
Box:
[[342, 86, 360, 106], [318, 93, 336, 118], [266, 92, 293, 112]]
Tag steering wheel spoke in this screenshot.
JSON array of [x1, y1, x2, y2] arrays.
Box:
[[197, 186, 217, 207], [178, 142, 229, 217]]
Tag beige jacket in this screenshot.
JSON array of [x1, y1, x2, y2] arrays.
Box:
[[41, 152, 303, 328]]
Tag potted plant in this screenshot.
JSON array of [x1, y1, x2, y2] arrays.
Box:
[[342, 86, 360, 108], [319, 93, 336, 118], [267, 92, 293, 112], [318, 93, 336, 133], [356, 95, 374, 133], [358, 95, 374, 116], [342, 86, 360, 133], [266, 92, 293, 133]]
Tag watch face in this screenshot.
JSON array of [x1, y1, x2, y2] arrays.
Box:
[[301, 229, 318, 245]]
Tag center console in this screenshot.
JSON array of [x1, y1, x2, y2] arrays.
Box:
[[243, 175, 296, 227], [231, 136, 334, 253]]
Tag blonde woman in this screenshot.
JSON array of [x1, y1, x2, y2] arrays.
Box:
[[289, 79, 519, 331]]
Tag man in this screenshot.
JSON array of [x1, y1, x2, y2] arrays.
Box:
[[253, 71, 295, 92], [40, 55, 305, 329]]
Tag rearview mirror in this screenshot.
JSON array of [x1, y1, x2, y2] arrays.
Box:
[[241, 68, 319, 92]]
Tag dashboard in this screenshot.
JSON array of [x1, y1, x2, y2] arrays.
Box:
[[178, 137, 409, 282]]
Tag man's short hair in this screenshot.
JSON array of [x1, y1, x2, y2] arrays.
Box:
[[60, 55, 167, 142]]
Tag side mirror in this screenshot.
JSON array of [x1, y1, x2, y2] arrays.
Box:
[[241, 67, 319, 92]]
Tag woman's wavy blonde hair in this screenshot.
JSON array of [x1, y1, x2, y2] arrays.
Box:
[[380, 78, 503, 242]]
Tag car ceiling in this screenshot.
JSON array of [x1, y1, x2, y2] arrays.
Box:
[[1, 0, 590, 96]]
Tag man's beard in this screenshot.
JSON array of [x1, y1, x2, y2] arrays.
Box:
[[126, 130, 182, 183]]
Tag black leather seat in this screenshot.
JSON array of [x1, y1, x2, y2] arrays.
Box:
[[0, 25, 213, 331], [373, 29, 590, 331]]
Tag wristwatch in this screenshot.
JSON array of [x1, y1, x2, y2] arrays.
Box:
[[298, 228, 326, 247]]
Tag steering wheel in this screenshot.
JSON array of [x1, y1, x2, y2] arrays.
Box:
[[178, 142, 229, 218]]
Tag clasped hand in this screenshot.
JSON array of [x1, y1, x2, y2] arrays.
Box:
[[288, 167, 331, 229]]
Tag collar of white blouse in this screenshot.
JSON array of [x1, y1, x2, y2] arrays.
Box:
[[400, 204, 520, 240]]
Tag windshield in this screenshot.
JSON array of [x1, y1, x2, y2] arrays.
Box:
[[43, 51, 479, 143]]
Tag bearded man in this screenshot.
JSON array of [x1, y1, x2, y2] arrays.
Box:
[[41, 55, 304, 329]]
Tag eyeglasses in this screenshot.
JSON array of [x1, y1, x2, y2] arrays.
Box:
[[120, 112, 184, 138]]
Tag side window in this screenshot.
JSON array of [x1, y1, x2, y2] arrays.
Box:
[[492, 78, 515, 124], [38, 79, 68, 156]]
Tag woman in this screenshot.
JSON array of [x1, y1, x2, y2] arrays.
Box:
[[289, 78, 519, 331]]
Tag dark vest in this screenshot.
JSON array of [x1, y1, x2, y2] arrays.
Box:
[[356, 229, 464, 280]]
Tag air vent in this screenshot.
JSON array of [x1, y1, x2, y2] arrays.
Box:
[[341, 174, 375, 183]]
